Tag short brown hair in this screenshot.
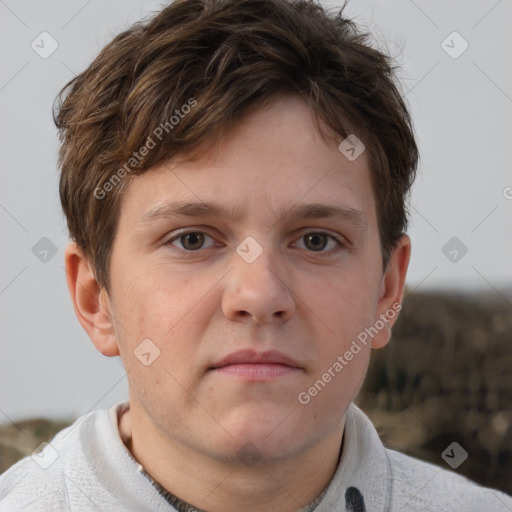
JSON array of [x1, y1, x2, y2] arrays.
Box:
[[55, 0, 418, 292]]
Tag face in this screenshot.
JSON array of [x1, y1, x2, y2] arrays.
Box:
[[95, 95, 406, 463]]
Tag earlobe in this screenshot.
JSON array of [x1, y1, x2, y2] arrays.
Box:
[[371, 235, 411, 349], [64, 242, 120, 357]]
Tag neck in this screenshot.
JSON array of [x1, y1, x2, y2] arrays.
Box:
[[118, 405, 344, 512]]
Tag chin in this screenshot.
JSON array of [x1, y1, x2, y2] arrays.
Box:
[[216, 408, 310, 458]]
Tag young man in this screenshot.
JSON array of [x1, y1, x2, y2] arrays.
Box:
[[1, 0, 511, 510]]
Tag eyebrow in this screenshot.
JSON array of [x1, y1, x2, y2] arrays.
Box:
[[137, 200, 367, 230]]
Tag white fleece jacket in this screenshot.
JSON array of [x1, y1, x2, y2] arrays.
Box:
[[0, 401, 511, 511]]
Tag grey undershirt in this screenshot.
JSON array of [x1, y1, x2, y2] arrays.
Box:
[[135, 461, 329, 512]]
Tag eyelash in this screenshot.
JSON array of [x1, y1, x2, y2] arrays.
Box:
[[164, 230, 347, 256]]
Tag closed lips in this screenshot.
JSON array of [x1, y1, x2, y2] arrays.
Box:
[[210, 349, 301, 369]]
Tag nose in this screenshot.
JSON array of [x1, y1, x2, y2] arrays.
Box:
[[221, 238, 296, 324]]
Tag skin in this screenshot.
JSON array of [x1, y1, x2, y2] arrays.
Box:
[[65, 94, 410, 511]]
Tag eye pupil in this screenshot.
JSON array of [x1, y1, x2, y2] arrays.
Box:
[[305, 233, 327, 251], [182, 232, 204, 250]]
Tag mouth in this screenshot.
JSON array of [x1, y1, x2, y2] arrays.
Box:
[[209, 349, 302, 380]]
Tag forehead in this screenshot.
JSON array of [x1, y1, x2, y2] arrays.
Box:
[[118, 95, 377, 228]]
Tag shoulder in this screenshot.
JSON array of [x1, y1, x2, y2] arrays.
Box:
[[0, 407, 110, 511], [344, 404, 512, 511], [386, 447, 512, 511]]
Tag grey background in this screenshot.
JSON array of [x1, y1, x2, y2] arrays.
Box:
[[1, 0, 511, 421]]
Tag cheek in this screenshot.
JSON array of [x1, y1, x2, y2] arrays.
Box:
[[298, 345, 370, 432], [113, 266, 187, 333], [311, 268, 379, 334], [112, 273, 213, 376], [115, 282, 208, 411]]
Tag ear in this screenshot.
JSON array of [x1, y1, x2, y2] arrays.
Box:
[[64, 242, 120, 357], [371, 234, 411, 349]]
